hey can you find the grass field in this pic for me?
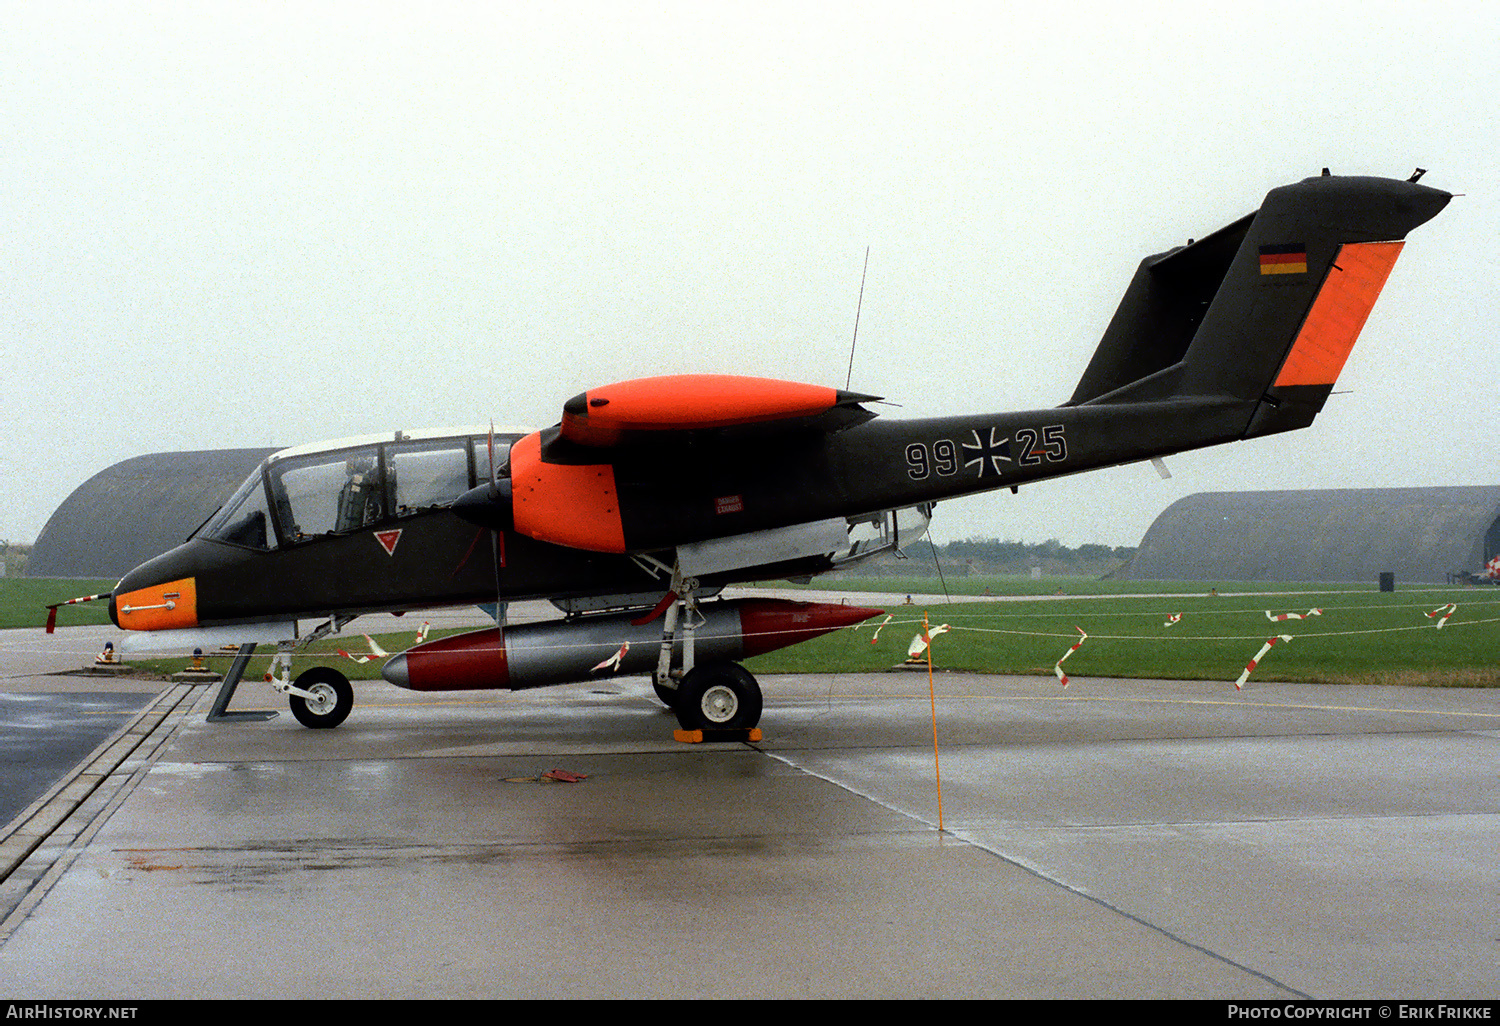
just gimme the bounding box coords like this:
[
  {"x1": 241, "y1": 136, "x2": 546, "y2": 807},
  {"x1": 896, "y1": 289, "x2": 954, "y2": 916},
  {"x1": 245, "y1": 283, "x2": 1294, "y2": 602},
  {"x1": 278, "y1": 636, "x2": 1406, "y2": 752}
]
[
  {"x1": 757, "y1": 572, "x2": 1402, "y2": 597},
  {"x1": 0, "y1": 578, "x2": 116, "y2": 629},
  {"x1": 740, "y1": 589, "x2": 1500, "y2": 687},
  {"x1": 12, "y1": 576, "x2": 1499, "y2": 687}
]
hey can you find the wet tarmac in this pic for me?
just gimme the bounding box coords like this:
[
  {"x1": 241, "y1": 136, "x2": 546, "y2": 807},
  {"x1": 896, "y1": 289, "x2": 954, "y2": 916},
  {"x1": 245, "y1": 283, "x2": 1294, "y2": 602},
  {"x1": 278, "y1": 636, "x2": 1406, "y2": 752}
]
[{"x1": 1, "y1": 622, "x2": 1497, "y2": 998}]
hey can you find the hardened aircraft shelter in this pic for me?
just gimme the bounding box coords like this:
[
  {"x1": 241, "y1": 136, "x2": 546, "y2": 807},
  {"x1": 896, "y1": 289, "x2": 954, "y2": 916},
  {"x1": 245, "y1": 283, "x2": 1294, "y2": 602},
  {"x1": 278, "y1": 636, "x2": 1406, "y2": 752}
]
[
  {"x1": 27, "y1": 448, "x2": 278, "y2": 579},
  {"x1": 1122, "y1": 486, "x2": 1500, "y2": 584}
]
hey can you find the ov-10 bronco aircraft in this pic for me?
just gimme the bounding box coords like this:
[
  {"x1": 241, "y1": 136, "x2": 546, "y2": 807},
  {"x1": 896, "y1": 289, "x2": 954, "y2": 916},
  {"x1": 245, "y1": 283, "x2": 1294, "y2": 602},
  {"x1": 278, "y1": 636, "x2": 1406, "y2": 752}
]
[{"x1": 82, "y1": 172, "x2": 1448, "y2": 732}]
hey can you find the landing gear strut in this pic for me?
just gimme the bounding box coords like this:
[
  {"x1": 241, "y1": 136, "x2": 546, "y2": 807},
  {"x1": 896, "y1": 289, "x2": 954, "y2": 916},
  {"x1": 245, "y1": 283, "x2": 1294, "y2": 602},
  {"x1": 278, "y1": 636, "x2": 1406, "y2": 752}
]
[
  {"x1": 651, "y1": 567, "x2": 764, "y2": 732},
  {"x1": 652, "y1": 679, "x2": 680, "y2": 709},
  {"x1": 265, "y1": 642, "x2": 354, "y2": 729}
]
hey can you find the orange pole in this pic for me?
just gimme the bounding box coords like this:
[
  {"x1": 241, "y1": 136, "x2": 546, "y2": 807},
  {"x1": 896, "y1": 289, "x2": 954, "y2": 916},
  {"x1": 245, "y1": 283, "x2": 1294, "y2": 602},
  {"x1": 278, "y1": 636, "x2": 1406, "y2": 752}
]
[{"x1": 924, "y1": 611, "x2": 943, "y2": 831}]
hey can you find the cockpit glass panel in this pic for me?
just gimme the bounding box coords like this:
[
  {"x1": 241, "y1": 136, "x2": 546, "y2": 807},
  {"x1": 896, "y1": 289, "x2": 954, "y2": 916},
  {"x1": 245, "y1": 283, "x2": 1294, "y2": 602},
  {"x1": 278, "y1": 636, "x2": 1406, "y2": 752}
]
[
  {"x1": 195, "y1": 470, "x2": 277, "y2": 550},
  {"x1": 269, "y1": 446, "x2": 385, "y2": 541},
  {"x1": 389, "y1": 442, "x2": 469, "y2": 515},
  {"x1": 203, "y1": 433, "x2": 521, "y2": 546},
  {"x1": 472, "y1": 434, "x2": 517, "y2": 484}
]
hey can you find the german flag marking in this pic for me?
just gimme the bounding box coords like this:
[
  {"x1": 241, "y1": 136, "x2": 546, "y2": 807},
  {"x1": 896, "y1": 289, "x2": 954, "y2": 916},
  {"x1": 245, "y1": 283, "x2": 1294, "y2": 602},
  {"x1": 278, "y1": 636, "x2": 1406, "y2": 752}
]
[{"x1": 1260, "y1": 243, "x2": 1308, "y2": 275}]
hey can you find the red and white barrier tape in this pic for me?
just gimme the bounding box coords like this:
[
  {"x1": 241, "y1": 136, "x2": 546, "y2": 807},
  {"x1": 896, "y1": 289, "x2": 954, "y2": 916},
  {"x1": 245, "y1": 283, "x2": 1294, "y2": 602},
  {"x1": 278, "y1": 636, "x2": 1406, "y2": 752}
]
[
  {"x1": 590, "y1": 641, "x2": 630, "y2": 674},
  {"x1": 337, "y1": 634, "x2": 392, "y2": 664},
  {"x1": 1266, "y1": 608, "x2": 1322, "y2": 622},
  {"x1": 1235, "y1": 634, "x2": 1292, "y2": 690},
  {"x1": 1424, "y1": 603, "x2": 1457, "y2": 629},
  {"x1": 339, "y1": 622, "x2": 433, "y2": 664},
  {"x1": 1054, "y1": 627, "x2": 1087, "y2": 687},
  {"x1": 907, "y1": 623, "x2": 951, "y2": 661}
]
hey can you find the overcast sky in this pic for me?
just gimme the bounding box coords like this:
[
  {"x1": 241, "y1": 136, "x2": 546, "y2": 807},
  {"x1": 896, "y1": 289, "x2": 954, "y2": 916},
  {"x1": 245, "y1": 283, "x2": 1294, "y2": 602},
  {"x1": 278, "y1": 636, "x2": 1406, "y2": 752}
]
[{"x1": 2, "y1": 1, "x2": 1495, "y2": 552}]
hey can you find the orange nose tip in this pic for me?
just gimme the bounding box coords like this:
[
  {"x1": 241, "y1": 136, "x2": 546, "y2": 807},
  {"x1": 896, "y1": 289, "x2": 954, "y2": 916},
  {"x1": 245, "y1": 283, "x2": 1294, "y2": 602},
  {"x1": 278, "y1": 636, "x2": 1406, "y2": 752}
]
[{"x1": 114, "y1": 577, "x2": 198, "y2": 631}]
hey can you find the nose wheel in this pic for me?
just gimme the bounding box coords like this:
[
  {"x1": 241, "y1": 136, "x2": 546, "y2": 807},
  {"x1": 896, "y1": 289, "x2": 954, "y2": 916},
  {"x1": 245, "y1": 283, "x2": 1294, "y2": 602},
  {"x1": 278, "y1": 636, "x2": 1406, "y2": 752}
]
[{"x1": 287, "y1": 667, "x2": 354, "y2": 729}]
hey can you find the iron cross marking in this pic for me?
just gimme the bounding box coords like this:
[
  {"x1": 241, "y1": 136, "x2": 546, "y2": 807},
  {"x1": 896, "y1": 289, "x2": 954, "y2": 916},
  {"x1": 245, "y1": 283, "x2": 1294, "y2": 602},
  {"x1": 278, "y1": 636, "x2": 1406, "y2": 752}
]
[{"x1": 962, "y1": 427, "x2": 1012, "y2": 478}]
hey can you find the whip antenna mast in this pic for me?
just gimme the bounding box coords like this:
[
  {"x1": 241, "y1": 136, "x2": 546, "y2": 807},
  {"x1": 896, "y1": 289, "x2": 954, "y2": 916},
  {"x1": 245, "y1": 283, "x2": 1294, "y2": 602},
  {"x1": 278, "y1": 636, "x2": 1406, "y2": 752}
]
[{"x1": 845, "y1": 246, "x2": 869, "y2": 389}]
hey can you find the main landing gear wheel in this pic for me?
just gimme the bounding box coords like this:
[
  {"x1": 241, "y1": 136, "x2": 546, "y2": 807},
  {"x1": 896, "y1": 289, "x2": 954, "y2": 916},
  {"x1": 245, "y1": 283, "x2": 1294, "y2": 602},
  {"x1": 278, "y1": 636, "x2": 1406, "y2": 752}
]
[
  {"x1": 653, "y1": 680, "x2": 679, "y2": 709},
  {"x1": 673, "y1": 662, "x2": 762, "y2": 731},
  {"x1": 289, "y1": 667, "x2": 354, "y2": 729}
]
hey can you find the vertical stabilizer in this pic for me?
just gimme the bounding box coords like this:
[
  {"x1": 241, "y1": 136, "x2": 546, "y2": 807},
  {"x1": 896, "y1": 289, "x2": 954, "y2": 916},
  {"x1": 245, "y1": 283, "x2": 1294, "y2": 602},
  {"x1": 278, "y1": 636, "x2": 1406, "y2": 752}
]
[{"x1": 1069, "y1": 174, "x2": 1450, "y2": 440}]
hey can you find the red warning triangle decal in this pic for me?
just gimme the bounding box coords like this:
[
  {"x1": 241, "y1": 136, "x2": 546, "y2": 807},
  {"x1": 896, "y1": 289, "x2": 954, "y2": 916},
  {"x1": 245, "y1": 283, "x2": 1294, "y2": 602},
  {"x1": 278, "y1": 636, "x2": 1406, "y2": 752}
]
[{"x1": 374, "y1": 529, "x2": 403, "y2": 556}]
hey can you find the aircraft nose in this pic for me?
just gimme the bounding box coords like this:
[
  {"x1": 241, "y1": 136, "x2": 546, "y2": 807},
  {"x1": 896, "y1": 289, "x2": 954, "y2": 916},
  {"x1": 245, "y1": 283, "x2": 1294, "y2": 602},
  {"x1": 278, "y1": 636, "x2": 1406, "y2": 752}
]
[
  {"x1": 113, "y1": 577, "x2": 199, "y2": 631},
  {"x1": 109, "y1": 538, "x2": 229, "y2": 632}
]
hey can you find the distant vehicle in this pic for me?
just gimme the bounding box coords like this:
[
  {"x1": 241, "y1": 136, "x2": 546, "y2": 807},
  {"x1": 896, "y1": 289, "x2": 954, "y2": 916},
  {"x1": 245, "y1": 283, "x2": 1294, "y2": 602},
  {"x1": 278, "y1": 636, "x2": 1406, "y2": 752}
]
[{"x1": 1450, "y1": 555, "x2": 1500, "y2": 586}]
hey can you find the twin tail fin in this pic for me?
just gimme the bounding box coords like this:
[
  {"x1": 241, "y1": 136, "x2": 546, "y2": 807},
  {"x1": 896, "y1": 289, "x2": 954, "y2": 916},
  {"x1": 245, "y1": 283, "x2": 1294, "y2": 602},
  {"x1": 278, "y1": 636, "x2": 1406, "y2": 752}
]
[{"x1": 1067, "y1": 173, "x2": 1450, "y2": 440}]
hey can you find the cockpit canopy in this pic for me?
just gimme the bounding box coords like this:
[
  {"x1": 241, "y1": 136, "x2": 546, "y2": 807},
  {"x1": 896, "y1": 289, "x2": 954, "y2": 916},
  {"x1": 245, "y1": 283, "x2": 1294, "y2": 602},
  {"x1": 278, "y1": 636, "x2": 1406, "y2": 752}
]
[{"x1": 195, "y1": 430, "x2": 524, "y2": 551}]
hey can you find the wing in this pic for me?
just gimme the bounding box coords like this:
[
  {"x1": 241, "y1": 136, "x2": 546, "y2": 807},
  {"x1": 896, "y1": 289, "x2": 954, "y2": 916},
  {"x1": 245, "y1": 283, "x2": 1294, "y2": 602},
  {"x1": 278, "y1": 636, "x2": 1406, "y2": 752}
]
[{"x1": 487, "y1": 375, "x2": 880, "y2": 553}]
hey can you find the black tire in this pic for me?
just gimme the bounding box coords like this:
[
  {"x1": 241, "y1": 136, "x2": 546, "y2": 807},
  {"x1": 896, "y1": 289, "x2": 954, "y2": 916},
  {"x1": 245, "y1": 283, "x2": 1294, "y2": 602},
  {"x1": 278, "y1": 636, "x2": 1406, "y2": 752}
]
[
  {"x1": 653, "y1": 679, "x2": 679, "y2": 709},
  {"x1": 289, "y1": 667, "x2": 354, "y2": 729},
  {"x1": 673, "y1": 662, "x2": 762, "y2": 731}
]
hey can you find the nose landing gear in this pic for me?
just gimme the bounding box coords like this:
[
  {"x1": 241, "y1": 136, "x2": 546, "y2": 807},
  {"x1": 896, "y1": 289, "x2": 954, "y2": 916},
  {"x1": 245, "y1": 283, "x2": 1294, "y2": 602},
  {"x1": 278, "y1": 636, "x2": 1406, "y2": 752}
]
[
  {"x1": 286, "y1": 666, "x2": 355, "y2": 729},
  {"x1": 263, "y1": 637, "x2": 356, "y2": 729}
]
